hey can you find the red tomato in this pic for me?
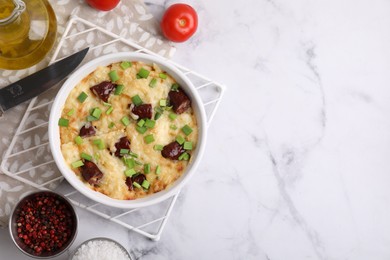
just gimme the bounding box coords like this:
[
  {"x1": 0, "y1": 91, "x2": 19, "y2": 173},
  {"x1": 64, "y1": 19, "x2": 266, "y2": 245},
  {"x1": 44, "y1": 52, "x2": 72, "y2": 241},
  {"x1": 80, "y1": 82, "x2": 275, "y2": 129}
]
[
  {"x1": 160, "y1": 4, "x2": 198, "y2": 42},
  {"x1": 85, "y1": 0, "x2": 120, "y2": 11}
]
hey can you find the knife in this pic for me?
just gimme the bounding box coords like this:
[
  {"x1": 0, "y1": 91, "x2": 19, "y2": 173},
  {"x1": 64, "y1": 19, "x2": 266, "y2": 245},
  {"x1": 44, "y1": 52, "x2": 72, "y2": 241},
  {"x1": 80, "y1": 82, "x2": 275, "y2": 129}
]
[{"x1": 0, "y1": 47, "x2": 89, "y2": 116}]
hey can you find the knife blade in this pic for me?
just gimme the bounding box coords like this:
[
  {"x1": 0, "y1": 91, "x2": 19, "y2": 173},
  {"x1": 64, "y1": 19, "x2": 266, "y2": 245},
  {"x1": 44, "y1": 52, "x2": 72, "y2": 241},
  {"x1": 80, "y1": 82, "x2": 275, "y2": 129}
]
[{"x1": 0, "y1": 47, "x2": 89, "y2": 114}]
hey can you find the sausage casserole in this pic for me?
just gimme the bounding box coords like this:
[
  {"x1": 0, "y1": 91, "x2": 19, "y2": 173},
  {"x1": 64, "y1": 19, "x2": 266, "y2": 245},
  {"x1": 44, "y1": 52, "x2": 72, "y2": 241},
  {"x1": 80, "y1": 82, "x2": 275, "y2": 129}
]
[{"x1": 58, "y1": 61, "x2": 198, "y2": 200}]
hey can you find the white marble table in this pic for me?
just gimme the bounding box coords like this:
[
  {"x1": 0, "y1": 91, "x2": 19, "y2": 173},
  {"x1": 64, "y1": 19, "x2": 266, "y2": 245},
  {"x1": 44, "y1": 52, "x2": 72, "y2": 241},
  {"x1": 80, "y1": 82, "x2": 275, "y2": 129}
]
[{"x1": 2, "y1": 0, "x2": 390, "y2": 259}]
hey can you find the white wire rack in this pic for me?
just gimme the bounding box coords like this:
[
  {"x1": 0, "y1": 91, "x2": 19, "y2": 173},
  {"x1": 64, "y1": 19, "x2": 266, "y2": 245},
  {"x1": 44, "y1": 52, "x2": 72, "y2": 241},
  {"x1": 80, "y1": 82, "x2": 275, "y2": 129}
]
[{"x1": 0, "y1": 15, "x2": 225, "y2": 241}]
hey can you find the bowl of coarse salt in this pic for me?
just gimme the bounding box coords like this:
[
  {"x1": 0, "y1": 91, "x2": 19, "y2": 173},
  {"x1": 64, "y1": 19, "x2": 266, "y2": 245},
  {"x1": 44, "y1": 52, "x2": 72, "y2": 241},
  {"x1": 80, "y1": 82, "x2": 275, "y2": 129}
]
[{"x1": 69, "y1": 237, "x2": 132, "y2": 260}]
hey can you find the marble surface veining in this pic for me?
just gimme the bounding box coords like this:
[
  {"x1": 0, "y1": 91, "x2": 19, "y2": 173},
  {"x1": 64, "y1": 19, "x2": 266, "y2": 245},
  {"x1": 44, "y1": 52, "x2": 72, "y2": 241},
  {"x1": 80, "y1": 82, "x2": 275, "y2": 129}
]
[{"x1": 1, "y1": 0, "x2": 390, "y2": 259}]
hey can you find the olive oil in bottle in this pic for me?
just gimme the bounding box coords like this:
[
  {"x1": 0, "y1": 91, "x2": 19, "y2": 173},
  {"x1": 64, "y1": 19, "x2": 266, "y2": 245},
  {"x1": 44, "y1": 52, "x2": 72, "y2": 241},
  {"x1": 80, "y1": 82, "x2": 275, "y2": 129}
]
[{"x1": 0, "y1": 0, "x2": 57, "y2": 70}]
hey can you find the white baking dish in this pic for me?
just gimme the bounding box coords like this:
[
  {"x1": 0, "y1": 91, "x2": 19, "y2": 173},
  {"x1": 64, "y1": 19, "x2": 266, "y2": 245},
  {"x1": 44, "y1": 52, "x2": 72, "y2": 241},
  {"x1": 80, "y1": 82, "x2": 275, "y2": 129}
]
[{"x1": 49, "y1": 52, "x2": 207, "y2": 208}]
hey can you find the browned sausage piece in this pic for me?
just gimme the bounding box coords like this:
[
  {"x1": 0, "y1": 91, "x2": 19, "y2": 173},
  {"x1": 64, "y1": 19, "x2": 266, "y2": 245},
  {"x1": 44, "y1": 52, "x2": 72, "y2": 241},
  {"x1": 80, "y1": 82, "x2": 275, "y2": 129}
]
[
  {"x1": 125, "y1": 174, "x2": 146, "y2": 191},
  {"x1": 114, "y1": 136, "x2": 131, "y2": 158},
  {"x1": 80, "y1": 161, "x2": 103, "y2": 185},
  {"x1": 125, "y1": 177, "x2": 133, "y2": 191},
  {"x1": 161, "y1": 141, "x2": 185, "y2": 160},
  {"x1": 132, "y1": 173, "x2": 146, "y2": 185},
  {"x1": 168, "y1": 88, "x2": 191, "y2": 114},
  {"x1": 132, "y1": 104, "x2": 152, "y2": 119},
  {"x1": 90, "y1": 81, "x2": 117, "y2": 102},
  {"x1": 79, "y1": 123, "x2": 96, "y2": 137}
]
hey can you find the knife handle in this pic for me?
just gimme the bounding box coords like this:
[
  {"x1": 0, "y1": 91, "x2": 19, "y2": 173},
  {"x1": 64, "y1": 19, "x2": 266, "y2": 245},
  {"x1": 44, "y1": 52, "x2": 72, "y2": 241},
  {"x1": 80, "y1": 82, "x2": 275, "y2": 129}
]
[{"x1": 0, "y1": 82, "x2": 29, "y2": 111}]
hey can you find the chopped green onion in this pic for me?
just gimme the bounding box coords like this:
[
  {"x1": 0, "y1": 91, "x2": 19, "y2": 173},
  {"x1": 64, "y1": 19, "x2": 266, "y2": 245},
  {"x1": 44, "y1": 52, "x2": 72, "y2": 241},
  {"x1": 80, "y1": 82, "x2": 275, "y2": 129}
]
[
  {"x1": 183, "y1": 153, "x2": 190, "y2": 160},
  {"x1": 144, "y1": 163, "x2": 151, "y2": 174},
  {"x1": 120, "y1": 149, "x2": 130, "y2": 155},
  {"x1": 154, "y1": 144, "x2": 164, "y2": 151},
  {"x1": 87, "y1": 115, "x2": 98, "y2": 122},
  {"x1": 109, "y1": 70, "x2": 119, "y2": 82},
  {"x1": 131, "y1": 95, "x2": 143, "y2": 106},
  {"x1": 77, "y1": 92, "x2": 88, "y2": 103},
  {"x1": 67, "y1": 109, "x2": 75, "y2": 116},
  {"x1": 169, "y1": 113, "x2": 177, "y2": 120},
  {"x1": 71, "y1": 160, "x2": 84, "y2": 168},
  {"x1": 159, "y1": 99, "x2": 167, "y2": 107},
  {"x1": 123, "y1": 157, "x2": 135, "y2": 168},
  {"x1": 144, "y1": 134, "x2": 155, "y2": 144},
  {"x1": 136, "y1": 74, "x2": 141, "y2": 79},
  {"x1": 114, "y1": 84, "x2": 124, "y2": 95},
  {"x1": 129, "y1": 152, "x2": 138, "y2": 158},
  {"x1": 137, "y1": 119, "x2": 145, "y2": 127},
  {"x1": 103, "y1": 102, "x2": 112, "y2": 107},
  {"x1": 136, "y1": 126, "x2": 147, "y2": 134},
  {"x1": 135, "y1": 160, "x2": 142, "y2": 166},
  {"x1": 94, "y1": 153, "x2": 100, "y2": 160},
  {"x1": 133, "y1": 182, "x2": 142, "y2": 189},
  {"x1": 81, "y1": 152, "x2": 93, "y2": 161},
  {"x1": 106, "y1": 106, "x2": 114, "y2": 115},
  {"x1": 159, "y1": 73, "x2": 167, "y2": 79},
  {"x1": 170, "y1": 124, "x2": 178, "y2": 130},
  {"x1": 93, "y1": 139, "x2": 105, "y2": 150},
  {"x1": 155, "y1": 165, "x2": 161, "y2": 174},
  {"x1": 121, "y1": 116, "x2": 131, "y2": 126},
  {"x1": 108, "y1": 122, "x2": 115, "y2": 129},
  {"x1": 144, "y1": 119, "x2": 155, "y2": 128},
  {"x1": 137, "y1": 68, "x2": 150, "y2": 79},
  {"x1": 149, "y1": 78, "x2": 157, "y2": 88},
  {"x1": 58, "y1": 118, "x2": 69, "y2": 127},
  {"x1": 120, "y1": 61, "x2": 132, "y2": 70},
  {"x1": 91, "y1": 108, "x2": 102, "y2": 119},
  {"x1": 125, "y1": 168, "x2": 136, "y2": 177},
  {"x1": 183, "y1": 141, "x2": 193, "y2": 150},
  {"x1": 176, "y1": 135, "x2": 185, "y2": 145},
  {"x1": 182, "y1": 125, "x2": 193, "y2": 136},
  {"x1": 179, "y1": 152, "x2": 190, "y2": 161},
  {"x1": 165, "y1": 106, "x2": 173, "y2": 111},
  {"x1": 154, "y1": 112, "x2": 162, "y2": 120},
  {"x1": 75, "y1": 136, "x2": 83, "y2": 145},
  {"x1": 171, "y1": 83, "x2": 179, "y2": 91},
  {"x1": 154, "y1": 106, "x2": 164, "y2": 114},
  {"x1": 141, "y1": 180, "x2": 150, "y2": 189}
]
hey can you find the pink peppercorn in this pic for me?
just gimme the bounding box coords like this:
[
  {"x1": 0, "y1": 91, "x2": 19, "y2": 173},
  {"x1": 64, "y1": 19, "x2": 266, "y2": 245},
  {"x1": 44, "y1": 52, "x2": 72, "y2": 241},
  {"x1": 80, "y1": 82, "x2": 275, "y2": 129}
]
[{"x1": 15, "y1": 193, "x2": 75, "y2": 256}]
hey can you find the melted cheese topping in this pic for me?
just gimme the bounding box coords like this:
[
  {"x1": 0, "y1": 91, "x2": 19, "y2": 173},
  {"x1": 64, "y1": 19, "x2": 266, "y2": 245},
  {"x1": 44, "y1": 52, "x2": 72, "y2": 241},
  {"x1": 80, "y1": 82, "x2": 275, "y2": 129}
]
[{"x1": 60, "y1": 62, "x2": 198, "y2": 200}]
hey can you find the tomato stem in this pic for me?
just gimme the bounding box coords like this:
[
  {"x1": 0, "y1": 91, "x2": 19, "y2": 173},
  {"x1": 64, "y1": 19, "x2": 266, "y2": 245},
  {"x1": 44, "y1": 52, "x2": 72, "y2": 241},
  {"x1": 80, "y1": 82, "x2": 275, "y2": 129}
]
[{"x1": 179, "y1": 19, "x2": 186, "y2": 27}]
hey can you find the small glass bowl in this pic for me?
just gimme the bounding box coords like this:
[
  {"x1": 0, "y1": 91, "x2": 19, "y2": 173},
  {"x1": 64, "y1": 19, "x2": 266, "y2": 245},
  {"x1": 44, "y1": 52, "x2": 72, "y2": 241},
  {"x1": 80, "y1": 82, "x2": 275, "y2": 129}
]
[
  {"x1": 9, "y1": 191, "x2": 78, "y2": 258},
  {"x1": 69, "y1": 237, "x2": 132, "y2": 260}
]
